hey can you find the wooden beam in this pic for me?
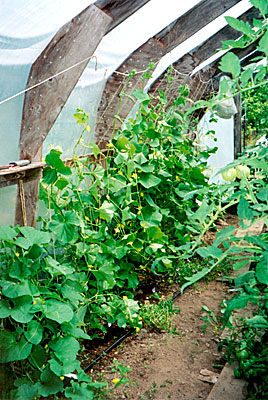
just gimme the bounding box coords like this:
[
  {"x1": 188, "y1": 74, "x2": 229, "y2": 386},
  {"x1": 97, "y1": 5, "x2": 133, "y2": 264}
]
[
  {"x1": 155, "y1": 0, "x2": 240, "y2": 53},
  {"x1": 95, "y1": 0, "x2": 241, "y2": 142},
  {"x1": 95, "y1": 0, "x2": 149, "y2": 32},
  {"x1": 15, "y1": 5, "x2": 112, "y2": 227}
]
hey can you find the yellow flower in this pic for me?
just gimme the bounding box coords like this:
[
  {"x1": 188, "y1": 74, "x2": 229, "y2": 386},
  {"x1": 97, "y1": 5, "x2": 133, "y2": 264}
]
[
  {"x1": 107, "y1": 143, "x2": 114, "y2": 148},
  {"x1": 15, "y1": 252, "x2": 20, "y2": 257},
  {"x1": 32, "y1": 301, "x2": 37, "y2": 305},
  {"x1": 118, "y1": 170, "x2": 123, "y2": 176},
  {"x1": 176, "y1": 176, "x2": 180, "y2": 181},
  {"x1": 60, "y1": 376, "x2": 65, "y2": 381},
  {"x1": 88, "y1": 265, "x2": 94, "y2": 269},
  {"x1": 120, "y1": 224, "x2": 125, "y2": 229},
  {"x1": 44, "y1": 344, "x2": 48, "y2": 349},
  {"x1": 140, "y1": 192, "x2": 144, "y2": 197},
  {"x1": 167, "y1": 136, "x2": 172, "y2": 140},
  {"x1": 137, "y1": 211, "x2": 141, "y2": 215},
  {"x1": 141, "y1": 223, "x2": 146, "y2": 228},
  {"x1": 85, "y1": 216, "x2": 90, "y2": 221},
  {"x1": 139, "y1": 140, "x2": 143, "y2": 143},
  {"x1": 114, "y1": 227, "x2": 120, "y2": 233},
  {"x1": 136, "y1": 327, "x2": 140, "y2": 333},
  {"x1": 112, "y1": 378, "x2": 120, "y2": 384},
  {"x1": 123, "y1": 296, "x2": 128, "y2": 300},
  {"x1": 132, "y1": 173, "x2": 138, "y2": 179},
  {"x1": 138, "y1": 169, "x2": 142, "y2": 173},
  {"x1": 138, "y1": 316, "x2": 142, "y2": 320}
]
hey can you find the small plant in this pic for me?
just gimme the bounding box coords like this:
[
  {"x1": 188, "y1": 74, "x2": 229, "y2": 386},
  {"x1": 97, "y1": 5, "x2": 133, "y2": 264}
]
[{"x1": 140, "y1": 299, "x2": 179, "y2": 333}]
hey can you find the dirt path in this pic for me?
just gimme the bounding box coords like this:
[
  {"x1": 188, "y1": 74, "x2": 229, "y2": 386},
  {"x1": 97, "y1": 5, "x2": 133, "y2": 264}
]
[{"x1": 87, "y1": 280, "x2": 230, "y2": 400}]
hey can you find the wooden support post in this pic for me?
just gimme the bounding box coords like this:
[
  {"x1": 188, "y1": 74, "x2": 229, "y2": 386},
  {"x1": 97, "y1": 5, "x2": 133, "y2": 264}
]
[
  {"x1": 15, "y1": 5, "x2": 112, "y2": 227},
  {"x1": 234, "y1": 93, "x2": 242, "y2": 159}
]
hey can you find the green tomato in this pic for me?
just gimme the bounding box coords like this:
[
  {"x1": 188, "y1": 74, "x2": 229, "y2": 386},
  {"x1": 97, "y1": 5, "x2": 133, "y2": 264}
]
[
  {"x1": 236, "y1": 349, "x2": 249, "y2": 360},
  {"x1": 236, "y1": 165, "x2": 250, "y2": 179},
  {"x1": 221, "y1": 168, "x2": 237, "y2": 182}
]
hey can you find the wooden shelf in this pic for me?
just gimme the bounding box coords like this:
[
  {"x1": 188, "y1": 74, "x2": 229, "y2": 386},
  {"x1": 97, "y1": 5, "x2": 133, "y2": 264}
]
[{"x1": 0, "y1": 162, "x2": 45, "y2": 189}]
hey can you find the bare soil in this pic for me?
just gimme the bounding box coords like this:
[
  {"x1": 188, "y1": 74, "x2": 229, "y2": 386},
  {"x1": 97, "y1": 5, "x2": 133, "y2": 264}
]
[{"x1": 84, "y1": 279, "x2": 231, "y2": 400}]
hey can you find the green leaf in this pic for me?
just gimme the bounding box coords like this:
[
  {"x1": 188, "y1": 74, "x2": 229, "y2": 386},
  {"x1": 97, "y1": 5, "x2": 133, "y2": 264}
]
[
  {"x1": 49, "y1": 358, "x2": 81, "y2": 377},
  {"x1": 0, "y1": 331, "x2": 32, "y2": 363},
  {"x1": 225, "y1": 16, "x2": 254, "y2": 37},
  {"x1": 36, "y1": 367, "x2": 63, "y2": 397},
  {"x1": 141, "y1": 206, "x2": 162, "y2": 228},
  {"x1": 92, "y1": 164, "x2": 105, "y2": 181},
  {"x1": 1, "y1": 280, "x2": 33, "y2": 298},
  {"x1": 256, "y1": 261, "x2": 268, "y2": 284},
  {"x1": 219, "y1": 52, "x2": 241, "y2": 78},
  {"x1": 246, "y1": 315, "x2": 268, "y2": 328},
  {"x1": 257, "y1": 187, "x2": 268, "y2": 202},
  {"x1": 99, "y1": 200, "x2": 116, "y2": 222},
  {"x1": 250, "y1": 0, "x2": 268, "y2": 16},
  {"x1": 65, "y1": 381, "x2": 95, "y2": 400},
  {"x1": 45, "y1": 148, "x2": 71, "y2": 175},
  {"x1": 213, "y1": 226, "x2": 235, "y2": 247},
  {"x1": 25, "y1": 320, "x2": 43, "y2": 345},
  {"x1": 45, "y1": 256, "x2": 74, "y2": 277},
  {"x1": 88, "y1": 142, "x2": 100, "y2": 158},
  {"x1": 237, "y1": 196, "x2": 253, "y2": 220},
  {"x1": 31, "y1": 345, "x2": 46, "y2": 369},
  {"x1": 42, "y1": 166, "x2": 58, "y2": 184},
  {"x1": 55, "y1": 177, "x2": 69, "y2": 190},
  {"x1": 11, "y1": 295, "x2": 34, "y2": 323},
  {"x1": 132, "y1": 89, "x2": 150, "y2": 103},
  {"x1": 138, "y1": 173, "x2": 161, "y2": 189},
  {"x1": 17, "y1": 226, "x2": 51, "y2": 247},
  {"x1": 50, "y1": 336, "x2": 80, "y2": 362},
  {"x1": 16, "y1": 383, "x2": 38, "y2": 400},
  {"x1": 197, "y1": 246, "x2": 223, "y2": 259},
  {"x1": 0, "y1": 300, "x2": 11, "y2": 318},
  {"x1": 0, "y1": 226, "x2": 17, "y2": 241},
  {"x1": 44, "y1": 300, "x2": 74, "y2": 323},
  {"x1": 49, "y1": 212, "x2": 80, "y2": 243},
  {"x1": 257, "y1": 30, "x2": 268, "y2": 57}
]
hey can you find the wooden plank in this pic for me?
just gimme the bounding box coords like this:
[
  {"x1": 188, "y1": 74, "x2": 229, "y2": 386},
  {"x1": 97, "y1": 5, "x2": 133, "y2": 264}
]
[
  {"x1": 15, "y1": 5, "x2": 112, "y2": 227},
  {"x1": 0, "y1": 166, "x2": 43, "y2": 189},
  {"x1": 234, "y1": 93, "x2": 242, "y2": 158},
  {"x1": 95, "y1": 0, "x2": 240, "y2": 142},
  {"x1": 95, "y1": 0, "x2": 149, "y2": 32}
]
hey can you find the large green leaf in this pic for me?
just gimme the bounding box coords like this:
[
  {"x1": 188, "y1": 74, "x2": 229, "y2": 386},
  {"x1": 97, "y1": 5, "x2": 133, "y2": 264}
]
[
  {"x1": 0, "y1": 331, "x2": 32, "y2": 363},
  {"x1": 250, "y1": 0, "x2": 268, "y2": 16},
  {"x1": 0, "y1": 226, "x2": 17, "y2": 241},
  {"x1": 99, "y1": 200, "x2": 116, "y2": 222},
  {"x1": 219, "y1": 52, "x2": 241, "y2": 78},
  {"x1": 0, "y1": 299, "x2": 11, "y2": 318},
  {"x1": 246, "y1": 315, "x2": 268, "y2": 328},
  {"x1": 15, "y1": 226, "x2": 51, "y2": 249},
  {"x1": 16, "y1": 383, "x2": 39, "y2": 400},
  {"x1": 213, "y1": 226, "x2": 235, "y2": 247},
  {"x1": 1, "y1": 279, "x2": 33, "y2": 298},
  {"x1": 36, "y1": 367, "x2": 63, "y2": 397},
  {"x1": 225, "y1": 16, "x2": 254, "y2": 37},
  {"x1": 197, "y1": 245, "x2": 223, "y2": 259},
  {"x1": 141, "y1": 206, "x2": 162, "y2": 228},
  {"x1": 256, "y1": 187, "x2": 268, "y2": 202},
  {"x1": 65, "y1": 381, "x2": 95, "y2": 400},
  {"x1": 11, "y1": 295, "x2": 34, "y2": 323},
  {"x1": 237, "y1": 196, "x2": 253, "y2": 220},
  {"x1": 45, "y1": 256, "x2": 74, "y2": 277},
  {"x1": 49, "y1": 211, "x2": 80, "y2": 243},
  {"x1": 25, "y1": 320, "x2": 43, "y2": 345},
  {"x1": 138, "y1": 173, "x2": 161, "y2": 189},
  {"x1": 45, "y1": 148, "x2": 72, "y2": 175},
  {"x1": 50, "y1": 336, "x2": 80, "y2": 362},
  {"x1": 44, "y1": 300, "x2": 74, "y2": 323},
  {"x1": 49, "y1": 358, "x2": 81, "y2": 376},
  {"x1": 256, "y1": 261, "x2": 268, "y2": 284}
]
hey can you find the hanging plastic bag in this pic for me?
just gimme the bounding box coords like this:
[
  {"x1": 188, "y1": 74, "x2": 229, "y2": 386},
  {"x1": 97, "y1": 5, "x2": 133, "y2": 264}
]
[{"x1": 214, "y1": 76, "x2": 237, "y2": 119}]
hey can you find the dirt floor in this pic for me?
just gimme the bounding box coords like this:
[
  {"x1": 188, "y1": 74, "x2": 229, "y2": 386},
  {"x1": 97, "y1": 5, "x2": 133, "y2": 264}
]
[{"x1": 83, "y1": 279, "x2": 231, "y2": 400}]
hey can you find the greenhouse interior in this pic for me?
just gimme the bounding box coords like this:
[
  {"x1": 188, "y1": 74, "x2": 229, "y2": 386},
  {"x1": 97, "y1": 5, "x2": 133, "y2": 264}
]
[{"x1": 0, "y1": 1, "x2": 268, "y2": 399}]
